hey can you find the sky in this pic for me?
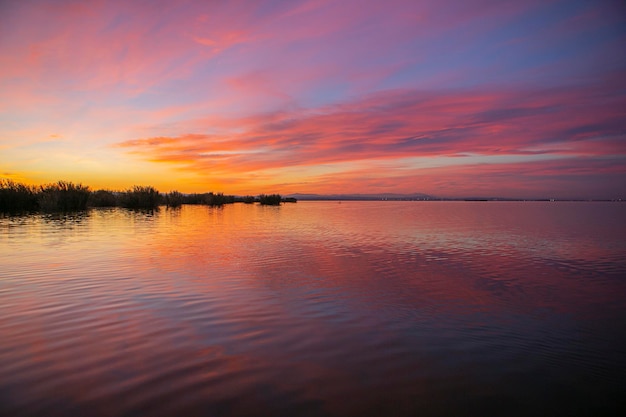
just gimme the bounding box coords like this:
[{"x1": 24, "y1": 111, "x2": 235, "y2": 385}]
[{"x1": 1, "y1": 0, "x2": 625, "y2": 199}]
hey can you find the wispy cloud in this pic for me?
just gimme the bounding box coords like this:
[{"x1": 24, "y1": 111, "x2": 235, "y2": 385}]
[
  {"x1": 121, "y1": 79, "x2": 626, "y2": 157},
  {"x1": 115, "y1": 79, "x2": 625, "y2": 196},
  {"x1": 1, "y1": 0, "x2": 624, "y2": 196}
]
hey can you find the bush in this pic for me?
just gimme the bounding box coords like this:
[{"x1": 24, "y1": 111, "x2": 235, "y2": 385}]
[
  {"x1": 183, "y1": 193, "x2": 205, "y2": 205},
  {"x1": 259, "y1": 194, "x2": 282, "y2": 205},
  {"x1": 38, "y1": 181, "x2": 90, "y2": 212},
  {"x1": 203, "y1": 192, "x2": 235, "y2": 206},
  {"x1": 0, "y1": 179, "x2": 38, "y2": 213},
  {"x1": 119, "y1": 185, "x2": 161, "y2": 209},
  {"x1": 0, "y1": 180, "x2": 290, "y2": 212},
  {"x1": 89, "y1": 189, "x2": 118, "y2": 207},
  {"x1": 165, "y1": 191, "x2": 185, "y2": 207},
  {"x1": 239, "y1": 195, "x2": 256, "y2": 204}
]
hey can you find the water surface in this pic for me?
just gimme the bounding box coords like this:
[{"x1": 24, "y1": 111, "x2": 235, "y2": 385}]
[{"x1": 1, "y1": 202, "x2": 625, "y2": 416}]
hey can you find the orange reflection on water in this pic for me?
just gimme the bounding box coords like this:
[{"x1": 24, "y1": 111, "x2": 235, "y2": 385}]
[{"x1": 1, "y1": 202, "x2": 625, "y2": 416}]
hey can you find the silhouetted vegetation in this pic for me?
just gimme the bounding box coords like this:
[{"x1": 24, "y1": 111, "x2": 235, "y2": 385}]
[
  {"x1": 0, "y1": 179, "x2": 38, "y2": 212},
  {"x1": 0, "y1": 179, "x2": 293, "y2": 213},
  {"x1": 204, "y1": 192, "x2": 235, "y2": 206},
  {"x1": 259, "y1": 194, "x2": 282, "y2": 205},
  {"x1": 237, "y1": 195, "x2": 256, "y2": 204},
  {"x1": 89, "y1": 189, "x2": 118, "y2": 207},
  {"x1": 169, "y1": 192, "x2": 235, "y2": 206},
  {"x1": 119, "y1": 186, "x2": 161, "y2": 209},
  {"x1": 38, "y1": 181, "x2": 91, "y2": 212},
  {"x1": 181, "y1": 193, "x2": 206, "y2": 205},
  {"x1": 164, "y1": 191, "x2": 185, "y2": 208}
]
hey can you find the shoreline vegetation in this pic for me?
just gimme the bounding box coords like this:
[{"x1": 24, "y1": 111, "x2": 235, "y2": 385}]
[
  {"x1": 0, "y1": 180, "x2": 294, "y2": 214},
  {"x1": 2, "y1": 180, "x2": 620, "y2": 214}
]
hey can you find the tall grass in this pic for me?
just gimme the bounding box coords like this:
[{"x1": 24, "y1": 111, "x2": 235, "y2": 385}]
[
  {"x1": 238, "y1": 195, "x2": 256, "y2": 204},
  {"x1": 174, "y1": 192, "x2": 235, "y2": 206},
  {"x1": 164, "y1": 191, "x2": 185, "y2": 208},
  {"x1": 119, "y1": 186, "x2": 161, "y2": 209},
  {"x1": 204, "y1": 192, "x2": 235, "y2": 206},
  {"x1": 1, "y1": 179, "x2": 291, "y2": 213},
  {"x1": 259, "y1": 194, "x2": 282, "y2": 205},
  {"x1": 0, "y1": 179, "x2": 38, "y2": 212},
  {"x1": 38, "y1": 181, "x2": 90, "y2": 212},
  {"x1": 88, "y1": 189, "x2": 118, "y2": 207}
]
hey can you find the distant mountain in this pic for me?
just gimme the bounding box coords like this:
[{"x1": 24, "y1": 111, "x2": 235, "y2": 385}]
[{"x1": 285, "y1": 193, "x2": 435, "y2": 201}]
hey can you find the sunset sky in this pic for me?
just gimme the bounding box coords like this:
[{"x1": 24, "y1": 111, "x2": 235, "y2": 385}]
[{"x1": 1, "y1": 0, "x2": 625, "y2": 198}]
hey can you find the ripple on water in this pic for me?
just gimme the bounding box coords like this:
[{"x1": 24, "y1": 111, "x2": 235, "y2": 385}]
[{"x1": 1, "y1": 203, "x2": 625, "y2": 416}]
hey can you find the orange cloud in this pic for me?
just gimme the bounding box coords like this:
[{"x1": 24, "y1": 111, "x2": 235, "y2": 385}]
[
  {"x1": 2, "y1": 0, "x2": 624, "y2": 197},
  {"x1": 114, "y1": 80, "x2": 625, "y2": 196}
]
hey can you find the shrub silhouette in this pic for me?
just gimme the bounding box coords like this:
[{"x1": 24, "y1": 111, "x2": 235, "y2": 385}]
[
  {"x1": 119, "y1": 186, "x2": 161, "y2": 209},
  {"x1": 1, "y1": 179, "x2": 289, "y2": 213},
  {"x1": 89, "y1": 189, "x2": 118, "y2": 207},
  {"x1": 0, "y1": 179, "x2": 38, "y2": 213},
  {"x1": 240, "y1": 195, "x2": 256, "y2": 204},
  {"x1": 38, "y1": 181, "x2": 90, "y2": 212},
  {"x1": 203, "y1": 192, "x2": 235, "y2": 206},
  {"x1": 259, "y1": 194, "x2": 282, "y2": 205},
  {"x1": 182, "y1": 193, "x2": 205, "y2": 205},
  {"x1": 165, "y1": 191, "x2": 185, "y2": 207}
]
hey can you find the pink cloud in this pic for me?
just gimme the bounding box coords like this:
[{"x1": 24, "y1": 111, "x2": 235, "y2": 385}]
[
  {"x1": 294, "y1": 157, "x2": 625, "y2": 198},
  {"x1": 115, "y1": 79, "x2": 625, "y2": 196},
  {"x1": 1, "y1": 0, "x2": 623, "y2": 197}
]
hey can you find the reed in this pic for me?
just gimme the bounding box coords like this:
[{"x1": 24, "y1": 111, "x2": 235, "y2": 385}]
[
  {"x1": 203, "y1": 192, "x2": 235, "y2": 206},
  {"x1": 119, "y1": 186, "x2": 161, "y2": 209},
  {"x1": 1, "y1": 179, "x2": 291, "y2": 213},
  {"x1": 38, "y1": 181, "x2": 90, "y2": 212},
  {"x1": 88, "y1": 189, "x2": 118, "y2": 207},
  {"x1": 238, "y1": 195, "x2": 257, "y2": 204},
  {"x1": 164, "y1": 191, "x2": 184, "y2": 207},
  {"x1": 258, "y1": 194, "x2": 282, "y2": 205},
  {"x1": 180, "y1": 193, "x2": 204, "y2": 205},
  {"x1": 0, "y1": 179, "x2": 38, "y2": 213}
]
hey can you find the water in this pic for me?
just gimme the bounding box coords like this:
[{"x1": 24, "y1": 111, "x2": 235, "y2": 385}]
[{"x1": 1, "y1": 201, "x2": 624, "y2": 416}]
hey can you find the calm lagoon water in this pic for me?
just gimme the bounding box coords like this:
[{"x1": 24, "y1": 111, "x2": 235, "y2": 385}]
[{"x1": 1, "y1": 201, "x2": 625, "y2": 416}]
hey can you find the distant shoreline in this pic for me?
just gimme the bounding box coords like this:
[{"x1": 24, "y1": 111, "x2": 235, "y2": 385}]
[
  {"x1": 1, "y1": 179, "x2": 621, "y2": 215},
  {"x1": 287, "y1": 196, "x2": 623, "y2": 202}
]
